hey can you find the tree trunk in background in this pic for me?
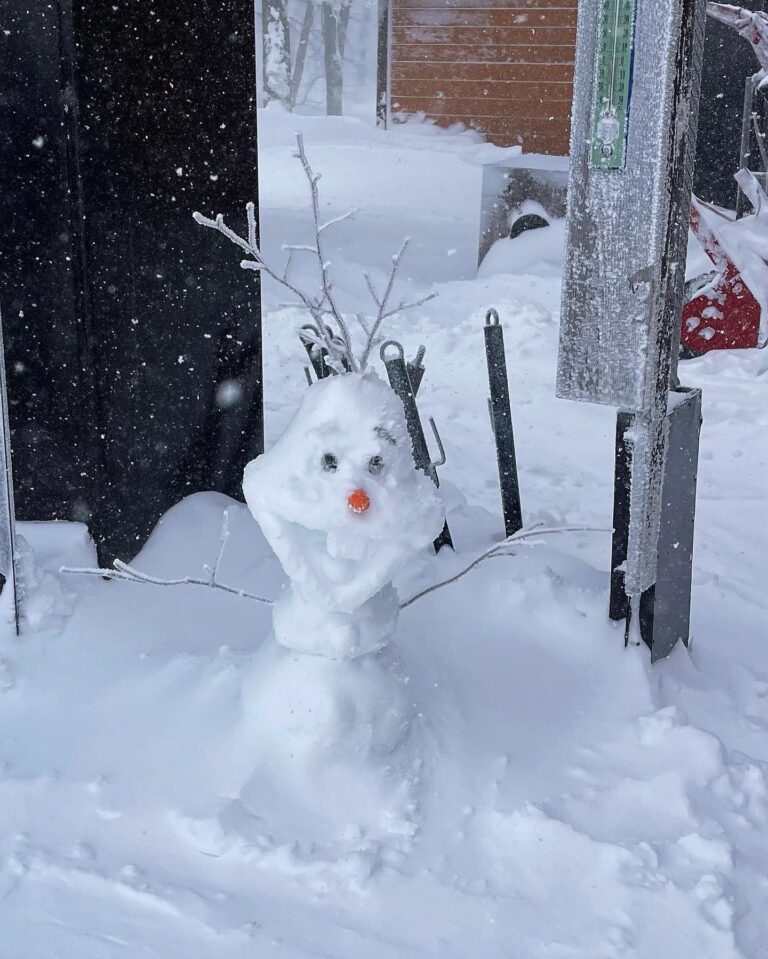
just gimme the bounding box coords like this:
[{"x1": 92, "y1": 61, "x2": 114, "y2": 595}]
[
  {"x1": 338, "y1": 1, "x2": 352, "y2": 61},
  {"x1": 262, "y1": 0, "x2": 292, "y2": 107},
  {"x1": 321, "y1": 2, "x2": 343, "y2": 115},
  {"x1": 291, "y1": 1, "x2": 315, "y2": 108}
]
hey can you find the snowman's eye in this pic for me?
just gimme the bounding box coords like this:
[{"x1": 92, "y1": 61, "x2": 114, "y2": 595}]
[
  {"x1": 368, "y1": 455, "x2": 384, "y2": 475},
  {"x1": 321, "y1": 452, "x2": 338, "y2": 472}
]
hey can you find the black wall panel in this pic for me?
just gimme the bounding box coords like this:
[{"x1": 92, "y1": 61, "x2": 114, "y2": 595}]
[
  {"x1": 695, "y1": 0, "x2": 767, "y2": 209},
  {"x1": 1, "y1": 0, "x2": 262, "y2": 561}
]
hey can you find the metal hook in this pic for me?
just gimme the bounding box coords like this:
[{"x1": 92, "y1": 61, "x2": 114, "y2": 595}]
[
  {"x1": 428, "y1": 417, "x2": 447, "y2": 468},
  {"x1": 485, "y1": 308, "x2": 500, "y2": 326},
  {"x1": 379, "y1": 339, "x2": 405, "y2": 363},
  {"x1": 299, "y1": 322, "x2": 320, "y2": 341}
]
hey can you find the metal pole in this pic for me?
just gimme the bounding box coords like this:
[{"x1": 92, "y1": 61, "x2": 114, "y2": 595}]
[{"x1": 483, "y1": 310, "x2": 523, "y2": 537}]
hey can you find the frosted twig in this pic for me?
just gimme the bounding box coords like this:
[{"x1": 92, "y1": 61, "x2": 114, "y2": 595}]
[
  {"x1": 203, "y1": 508, "x2": 230, "y2": 583},
  {"x1": 359, "y1": 240, "x2": 437, "y2": 370},
  {"x1": 293, "y1": 133, "x2": 359, "y2": 372},
  {"x1": 363, "y1": 272, "x2": 381, "y2": 307},
  {"x1": 61, "y1": 563, "x2": 273, "y2": 605},
  {"x1": 379, "y1": 291, "x2": 438, "y2": 322},
  {"x1": 318, "y1": 209, "x2": 358, "y2": 233},
  {"x1": 282, "y1": 244, "x2": 319, "y2": 254},
  {"x1": 399, "y1": 525, "x2": 609, "y2": 609},
  {"x1": 61, "y1": 511, "x2": 274, "y2": 606},
  {"x1": 195, "y1": 133, "x2": 436, "y2": 374}
]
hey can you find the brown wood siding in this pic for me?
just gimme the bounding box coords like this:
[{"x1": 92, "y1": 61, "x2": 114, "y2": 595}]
[{"x1": 390, "y1": 0, "x2": 578, "y2": 154}]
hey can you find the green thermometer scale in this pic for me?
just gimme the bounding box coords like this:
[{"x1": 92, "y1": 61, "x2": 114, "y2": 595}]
[{"x1": 591, "y1": 0, "x2": 637, "y2": 169}]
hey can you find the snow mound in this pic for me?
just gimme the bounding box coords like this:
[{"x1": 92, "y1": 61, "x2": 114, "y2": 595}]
[
  {"x1": 234, "y1": 640, "x2": 421, "y2": 873},
  {"x1": 479, "y1": 218, "x2": 566, "y2": 280},
  {"x1": 9, "y1": 534, "x2": 77, "y2": 634}
]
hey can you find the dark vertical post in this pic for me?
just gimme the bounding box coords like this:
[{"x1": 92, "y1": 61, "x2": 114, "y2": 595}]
[
  {"x1": 484, "y1": 310, "x2": 523, "y2": 537},
  {"x1": 609, "y1": 411, "x2": 633, "y2": 623},
  {"x1": 376, "y1": 0, "x2": 391, "y2": 127}
]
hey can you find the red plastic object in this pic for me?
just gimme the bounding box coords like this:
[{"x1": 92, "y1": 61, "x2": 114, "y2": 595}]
[{"x1": 681, "y1": 198, "x2": 762, "y2": 354}]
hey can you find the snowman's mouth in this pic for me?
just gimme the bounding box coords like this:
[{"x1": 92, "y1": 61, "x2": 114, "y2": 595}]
[{"x1": 326, "y1": 528, "x2": 370, "y2": 562}]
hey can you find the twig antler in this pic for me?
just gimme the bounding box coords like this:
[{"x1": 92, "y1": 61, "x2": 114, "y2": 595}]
[{"x1": 193, "y1": 133, "x2": 436, "y2": 373}]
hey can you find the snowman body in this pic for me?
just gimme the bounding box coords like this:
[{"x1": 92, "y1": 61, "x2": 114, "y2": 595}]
[
  {"x1": 237, "y1": 373, "x2": 444, "y2": 853},
  {"x1": 243, "y1": 372, "x2": 444, "y2": 659}
]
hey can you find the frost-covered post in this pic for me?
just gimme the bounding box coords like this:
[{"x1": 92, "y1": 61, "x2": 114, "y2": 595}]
[
  {"x1": 0, "y1": 308, "x2": 19, "y2": 633},
  {"x1": 557, "y1": 0, "x2": 707, "y2": 659}
]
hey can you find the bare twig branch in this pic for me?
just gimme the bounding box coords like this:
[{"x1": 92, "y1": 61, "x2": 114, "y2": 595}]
[
  {"x1": 62, "y1": 562, "x2": 273, "y2": 605},
  {"x1": 318, "y1": 209, "x2": 357, "y2": 233},
  {"x1": 380, "y1": 291, "x2": 438, "y2": 322},
  {"x1": 399, "y1": 525, "x2": 610, "y2": 609},
  {"x1": 360, "y1": 237, "x2": 436, "y2": 371},
  {"x1": 195, "y1": 135, "x2": 436, "y2": 374},
  {"x1": 363, "y1": 272, "x2": 381, "y2": 307},
  {"x1": 61, "y1": 511, "x2": 274, "y2": 606}
]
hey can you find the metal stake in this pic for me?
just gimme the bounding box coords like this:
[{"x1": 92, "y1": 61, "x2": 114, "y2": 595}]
[{"x1": 484, "y1": 309, "x2": 523, "y2": 537}]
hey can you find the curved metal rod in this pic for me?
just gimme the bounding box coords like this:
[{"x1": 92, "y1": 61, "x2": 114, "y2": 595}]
[
  {"x1": 428, "y1": 417, "x2": 446, "y2": 468},
  {"x1": 379, "y1": 339, "x2": 405, "y2": 362}
]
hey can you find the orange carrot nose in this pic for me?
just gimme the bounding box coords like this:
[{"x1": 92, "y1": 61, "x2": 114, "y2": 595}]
[{"x1": 347, "y1": 488, "x2": 371, "y2": 514}]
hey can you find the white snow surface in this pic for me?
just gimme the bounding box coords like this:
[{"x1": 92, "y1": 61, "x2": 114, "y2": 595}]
[{"x1": 1, "y1": 108, "x2": 767, "y2": 958}]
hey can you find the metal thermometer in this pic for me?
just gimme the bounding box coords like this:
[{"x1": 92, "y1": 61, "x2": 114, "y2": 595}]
[{"x1": 591, "y1": 0, "x2": 637, "y2": 169}]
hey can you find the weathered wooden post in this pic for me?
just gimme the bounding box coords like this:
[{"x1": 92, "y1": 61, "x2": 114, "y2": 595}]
[{"x1": 557, "y1": 0, "x2": 707, "y2": 660}]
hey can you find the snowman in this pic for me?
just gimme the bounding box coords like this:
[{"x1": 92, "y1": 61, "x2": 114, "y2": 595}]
[
  {"x1": 237, "y1": 371, "x2": 444, "y2": 855},
  {"x1": 242, "y1": 371, "x2": 444, "y2": 660}
]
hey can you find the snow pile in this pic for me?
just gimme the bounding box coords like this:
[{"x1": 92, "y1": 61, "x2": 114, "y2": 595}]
[
  {"x1": 237, "y1": 640, "x2": 421, "y2": 873},
  {"x1": 5, "y1": 532, "x2": 78, "y2": 633},
  {"x1": 479, "y1": 217, "x2": 567, "y2": 279}
]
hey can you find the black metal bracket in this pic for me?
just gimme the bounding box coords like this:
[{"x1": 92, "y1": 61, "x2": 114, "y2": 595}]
[
  {"x1": 610, "y1": 387, "x2": 703, "y2": 662},
  {"x1": 380, "y1": 340, "x2": 453, "y2": 552}
]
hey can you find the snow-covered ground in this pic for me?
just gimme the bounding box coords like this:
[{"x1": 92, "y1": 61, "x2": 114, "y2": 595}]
[{"x1": 1, "y1": 106, "x2": 767, "y2": 958}]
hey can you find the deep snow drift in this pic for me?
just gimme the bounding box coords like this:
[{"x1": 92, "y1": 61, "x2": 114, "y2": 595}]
[{"x1": 0, "y1": 108, "x2": 766, "y2": 958}]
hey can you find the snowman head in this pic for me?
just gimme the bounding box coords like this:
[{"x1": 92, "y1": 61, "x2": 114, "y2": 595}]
[{"x1": 243, "y1": 372, "x2": 444, "y2": 609}]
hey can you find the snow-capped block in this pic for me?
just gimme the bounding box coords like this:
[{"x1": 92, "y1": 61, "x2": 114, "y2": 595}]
[{"x1": 243, "y1": 372, "x2": 445, "y2": 659}]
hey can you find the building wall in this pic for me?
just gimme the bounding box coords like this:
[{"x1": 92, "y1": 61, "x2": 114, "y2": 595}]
[{"x1": 390, "y1": 0, "x2": 578, "y2": 155}]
